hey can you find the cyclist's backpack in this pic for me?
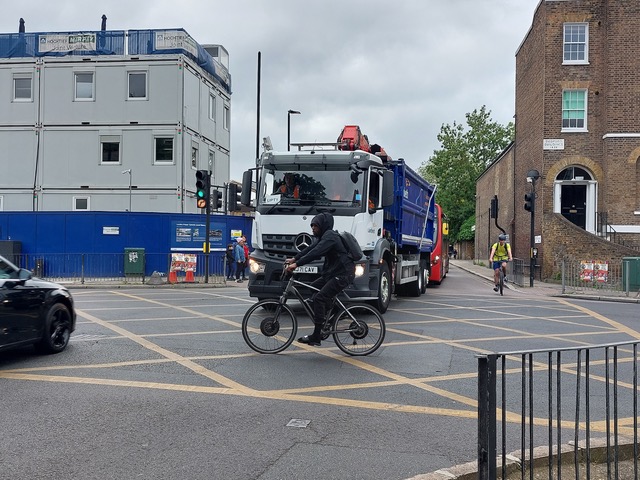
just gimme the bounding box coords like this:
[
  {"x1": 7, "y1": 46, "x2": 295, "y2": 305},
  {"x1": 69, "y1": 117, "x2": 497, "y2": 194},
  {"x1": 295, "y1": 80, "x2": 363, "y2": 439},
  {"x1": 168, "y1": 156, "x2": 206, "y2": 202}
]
[{"x1": 337, "y1": 231, "x2": 364, "y2": 262}]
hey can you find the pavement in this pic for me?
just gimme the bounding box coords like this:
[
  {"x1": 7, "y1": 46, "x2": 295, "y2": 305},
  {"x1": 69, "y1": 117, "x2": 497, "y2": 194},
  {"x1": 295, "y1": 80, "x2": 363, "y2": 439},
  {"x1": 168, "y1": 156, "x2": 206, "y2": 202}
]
[{"x1": 449, "y1": 259, "x2": 640, "y2": 304}]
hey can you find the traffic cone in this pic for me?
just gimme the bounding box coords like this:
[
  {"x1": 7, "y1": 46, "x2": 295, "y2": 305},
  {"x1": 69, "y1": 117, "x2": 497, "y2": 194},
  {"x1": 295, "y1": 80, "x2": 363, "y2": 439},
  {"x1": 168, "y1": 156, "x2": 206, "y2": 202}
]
[
  {"x1": 168, "y1": 271, "x2": 177, "y2": 284},
  {"x1": 185, "y1": 270, "x2": 195, "y2": 283}
]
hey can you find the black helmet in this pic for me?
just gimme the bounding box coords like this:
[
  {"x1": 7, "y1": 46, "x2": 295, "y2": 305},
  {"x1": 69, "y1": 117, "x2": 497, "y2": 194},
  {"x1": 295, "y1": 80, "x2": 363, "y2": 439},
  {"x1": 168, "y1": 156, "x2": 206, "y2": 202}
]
[{"x1": 498, "y1": 234, "x2": 507, "y2": 241}]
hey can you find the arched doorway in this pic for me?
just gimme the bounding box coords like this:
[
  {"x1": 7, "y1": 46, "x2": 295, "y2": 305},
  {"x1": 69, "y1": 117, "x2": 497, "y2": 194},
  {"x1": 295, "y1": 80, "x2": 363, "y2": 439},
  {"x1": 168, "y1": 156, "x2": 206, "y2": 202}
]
[{"x1": 553, "y1": 166, "x2": 597, "y2": 233}]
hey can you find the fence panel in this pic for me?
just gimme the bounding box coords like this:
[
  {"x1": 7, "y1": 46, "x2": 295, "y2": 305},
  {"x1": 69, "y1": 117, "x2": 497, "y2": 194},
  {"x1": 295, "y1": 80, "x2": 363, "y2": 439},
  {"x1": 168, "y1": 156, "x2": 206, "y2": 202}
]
[
  {"x1": 12, "y1": 253, "x2": 228, "y2": 285},
  {"x1": 478, "y1": 341, "x2": 639, "y2": 479},
  {"x1": 561, "y1": 259, "x2": 640, "y2": 298}
]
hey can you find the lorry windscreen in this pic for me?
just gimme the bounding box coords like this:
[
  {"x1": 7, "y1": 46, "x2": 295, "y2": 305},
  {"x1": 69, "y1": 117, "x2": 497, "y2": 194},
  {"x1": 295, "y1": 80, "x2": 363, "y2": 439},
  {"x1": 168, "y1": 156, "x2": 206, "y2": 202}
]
[{"x1": 257, "y1": 168, "x2": 366, "y2": 213}]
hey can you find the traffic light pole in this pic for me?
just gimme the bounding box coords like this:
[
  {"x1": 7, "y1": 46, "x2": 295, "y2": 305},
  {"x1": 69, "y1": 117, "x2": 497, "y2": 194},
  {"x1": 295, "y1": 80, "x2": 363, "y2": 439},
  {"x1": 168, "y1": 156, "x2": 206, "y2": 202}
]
[
  {"x1": 204, "y1": 173, "x2": 211, "y2": 284},
  {"x1": 529, "y1": 189, "x2": 535, "y2": 287},
  {"x1": 525, "y1": 170, "x2": 540, "y2": 288}
]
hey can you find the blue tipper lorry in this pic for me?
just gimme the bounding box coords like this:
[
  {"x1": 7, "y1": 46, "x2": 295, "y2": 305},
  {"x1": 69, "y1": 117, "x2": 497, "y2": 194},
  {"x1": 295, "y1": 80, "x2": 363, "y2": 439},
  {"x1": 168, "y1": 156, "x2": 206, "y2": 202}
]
[{"x1": 239, "y1": 125, "x2": 436, "y2": 313}]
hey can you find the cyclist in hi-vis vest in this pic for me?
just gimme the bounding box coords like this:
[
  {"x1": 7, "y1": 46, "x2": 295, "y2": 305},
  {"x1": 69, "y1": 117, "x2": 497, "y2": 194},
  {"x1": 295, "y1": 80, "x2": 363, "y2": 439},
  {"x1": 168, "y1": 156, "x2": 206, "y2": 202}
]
[
  {"x1": 489, "y1": 234, "x2": 513, "y2": 292},
  {"x1": 279, "y1": 173, "x2": 300, "y2": 199}
]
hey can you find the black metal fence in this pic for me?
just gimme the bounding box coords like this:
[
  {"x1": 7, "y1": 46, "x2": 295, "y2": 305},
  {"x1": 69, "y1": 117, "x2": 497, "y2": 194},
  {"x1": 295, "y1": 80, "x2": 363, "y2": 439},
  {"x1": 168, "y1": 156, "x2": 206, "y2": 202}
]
[
  {"x1": 478, "y1": 341, "x2": 639, "y2": 479},
  {"x1": 10, "y1": 253, "x2": 230, "y2": 285}
]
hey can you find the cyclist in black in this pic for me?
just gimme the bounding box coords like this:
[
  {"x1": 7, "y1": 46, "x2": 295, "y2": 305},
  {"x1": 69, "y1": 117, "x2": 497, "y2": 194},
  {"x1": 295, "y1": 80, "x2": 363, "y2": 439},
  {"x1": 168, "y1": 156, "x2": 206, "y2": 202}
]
[{"x1": 285, "y1": 212, "x2": 355, "y2": 346}]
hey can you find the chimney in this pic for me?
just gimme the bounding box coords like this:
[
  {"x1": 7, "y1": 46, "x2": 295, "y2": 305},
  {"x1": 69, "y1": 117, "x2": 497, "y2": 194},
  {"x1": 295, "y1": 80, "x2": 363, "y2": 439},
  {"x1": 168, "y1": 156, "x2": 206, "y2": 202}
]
[
  {"x1": 19, "y1": 18, "x2": 25, "y2": 33},
  {"x1": 101, "y1": 14, "x2": 107, "y2": 31}
]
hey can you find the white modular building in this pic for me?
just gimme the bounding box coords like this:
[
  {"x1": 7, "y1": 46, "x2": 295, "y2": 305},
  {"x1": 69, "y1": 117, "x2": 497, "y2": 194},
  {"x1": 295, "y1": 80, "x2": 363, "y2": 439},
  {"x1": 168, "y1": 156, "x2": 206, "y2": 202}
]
[{"x1": 0, "y1": 27, "x2": 231, "y2": 213}]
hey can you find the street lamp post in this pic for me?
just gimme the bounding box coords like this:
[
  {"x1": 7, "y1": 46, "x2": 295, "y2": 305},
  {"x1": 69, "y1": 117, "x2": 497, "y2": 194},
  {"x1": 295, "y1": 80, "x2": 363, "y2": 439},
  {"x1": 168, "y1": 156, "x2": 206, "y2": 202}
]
[
  {"x1": 287, "y1": 109, "x2": 301, "y2": 151},
  {"x1": 122, "y1": 169, "x2": 132, "y2": 212},
  {"x1": 526, "y1": 169, "x2": 540, "y2": 287}
]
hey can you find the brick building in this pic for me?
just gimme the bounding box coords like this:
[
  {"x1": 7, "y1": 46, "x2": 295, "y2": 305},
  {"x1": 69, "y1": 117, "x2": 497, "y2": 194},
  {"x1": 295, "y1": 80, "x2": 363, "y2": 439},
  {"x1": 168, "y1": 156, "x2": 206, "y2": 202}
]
[{"x1": 476, "y1": 0, "x2": 640, "y2": 280}]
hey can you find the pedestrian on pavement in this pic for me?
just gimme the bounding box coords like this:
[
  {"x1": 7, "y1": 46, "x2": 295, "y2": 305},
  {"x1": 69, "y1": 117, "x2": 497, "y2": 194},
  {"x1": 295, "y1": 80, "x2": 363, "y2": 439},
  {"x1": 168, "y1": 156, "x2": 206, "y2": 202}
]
[
  {"x1": 225, "y1": 243, "x2": 235, "y2": 279},
  {"x1": 234, "y1": 238, "x2": 246, "y2": 283},
  {"x1": 241, "y1": 235, "x2": 250, "y2": 280}
]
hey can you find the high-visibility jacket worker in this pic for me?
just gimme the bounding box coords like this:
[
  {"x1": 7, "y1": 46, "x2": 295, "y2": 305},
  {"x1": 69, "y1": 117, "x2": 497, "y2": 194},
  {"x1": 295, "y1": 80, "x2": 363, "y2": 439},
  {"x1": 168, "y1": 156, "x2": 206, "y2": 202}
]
[{"x1": 279, "y1": 173, "x2": 300, "y2": 199}]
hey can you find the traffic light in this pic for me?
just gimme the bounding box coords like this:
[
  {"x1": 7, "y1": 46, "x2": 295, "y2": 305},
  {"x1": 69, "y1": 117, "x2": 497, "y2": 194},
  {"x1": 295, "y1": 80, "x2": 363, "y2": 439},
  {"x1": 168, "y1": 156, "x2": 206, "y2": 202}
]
[
  {"x1": 213, "y1": 189, "x2": 223, "y2": 210},
  {"x1": 195, "y1": 170, "x2": 210, "y2": 209},
  {"x1": 228, "y1": 183, "x2": 242, "y2": 212},
  {"x1": 524, "y1": 192, "x2": 534, "y2": 213}
]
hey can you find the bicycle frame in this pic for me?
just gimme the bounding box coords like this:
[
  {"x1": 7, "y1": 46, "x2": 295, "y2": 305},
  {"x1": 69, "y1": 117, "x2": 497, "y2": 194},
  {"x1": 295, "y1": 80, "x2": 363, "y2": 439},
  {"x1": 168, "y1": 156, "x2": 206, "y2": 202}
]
[{"x1": 278, "y1": 273, "x2": 358, "y2": 331}]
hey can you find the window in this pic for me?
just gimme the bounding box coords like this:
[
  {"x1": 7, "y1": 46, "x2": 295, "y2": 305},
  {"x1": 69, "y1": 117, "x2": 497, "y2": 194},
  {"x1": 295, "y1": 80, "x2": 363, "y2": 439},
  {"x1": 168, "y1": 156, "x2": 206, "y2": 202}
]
[
  {"x1": 223, "y1": 105, "x2": 230, "y2": 131},
  {"x1": 100, "y1": 135, "x2": 121, "y2": 164},
  {"x1": 154, "y1": 137, "x2": 174, "y2": 163},
  {"x1": 128, "y1": 72, "x2": 147, "y2": 99},
  {"x1": 563, "y1": 23, "x2": 588, "y2": 64},
  {"x1": 0, "y1": 195, "x2": 3, "y2": 211},
  {"x1": 191, "y1": 142, "x2": 199, "y2": 169},
  {"x1": 73, "y1": 197, "x2": 90, "y2": 211},
  {"x1": 209, "y1": 93, "x2": 216, "y2": 120},
  {"x1": 74, "y1": 72, "x2": 94, "y2": 100},
  {"x1": 13, "y1": 74, "x2": 32, "y2": 101},
  {"x1": 562, "y1": 90, "x2": 587, "y2": 131}
]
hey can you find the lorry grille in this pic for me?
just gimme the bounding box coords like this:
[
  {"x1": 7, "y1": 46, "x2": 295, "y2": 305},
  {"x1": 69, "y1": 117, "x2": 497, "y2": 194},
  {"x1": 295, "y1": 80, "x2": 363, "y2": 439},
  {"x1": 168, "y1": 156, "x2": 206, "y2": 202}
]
[{"x1": 262, "y1": 234, "x2": 299, "y2": 258}]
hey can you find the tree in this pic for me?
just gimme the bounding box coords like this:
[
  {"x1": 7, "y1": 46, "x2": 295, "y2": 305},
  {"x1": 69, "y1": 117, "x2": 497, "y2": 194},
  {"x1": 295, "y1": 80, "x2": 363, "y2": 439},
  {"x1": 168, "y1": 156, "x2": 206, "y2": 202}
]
[{"x1": 419, "y1": 106, "x2": 513, "y2": 241}]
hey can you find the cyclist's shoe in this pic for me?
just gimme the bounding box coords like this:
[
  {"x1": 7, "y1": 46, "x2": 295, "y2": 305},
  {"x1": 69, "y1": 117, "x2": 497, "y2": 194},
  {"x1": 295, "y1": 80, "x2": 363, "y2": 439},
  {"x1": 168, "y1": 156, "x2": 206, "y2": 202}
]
[
  {"x1": 298, "y1": 335, "x2": 321, "y2": 346},
  {"x1": 493, "y1": 285, "x2": 499, "y2": 292}
]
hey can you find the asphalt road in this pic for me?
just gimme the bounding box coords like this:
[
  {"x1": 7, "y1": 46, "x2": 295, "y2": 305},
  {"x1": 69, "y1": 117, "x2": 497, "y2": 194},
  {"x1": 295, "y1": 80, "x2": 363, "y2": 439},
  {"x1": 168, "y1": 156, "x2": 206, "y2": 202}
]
[{"x1": 1, "y1": 266, "x2": 639, "y2": 480}]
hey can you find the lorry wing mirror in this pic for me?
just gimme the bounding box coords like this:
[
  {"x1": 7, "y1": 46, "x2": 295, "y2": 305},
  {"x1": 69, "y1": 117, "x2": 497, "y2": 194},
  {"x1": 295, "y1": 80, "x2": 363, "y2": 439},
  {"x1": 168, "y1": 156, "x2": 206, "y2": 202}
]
[
  {"x1": 241, "y1": 170, "x2": 253, "y2": 206},
  {"x1": 381, "y1": 170, "x2": 394, "y2": 207}
]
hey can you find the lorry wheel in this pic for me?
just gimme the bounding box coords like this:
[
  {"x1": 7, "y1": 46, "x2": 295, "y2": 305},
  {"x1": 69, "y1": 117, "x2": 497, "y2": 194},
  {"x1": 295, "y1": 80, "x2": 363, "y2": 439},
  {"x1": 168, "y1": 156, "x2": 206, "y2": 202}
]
[
  {"x1": 373, "y1": 263, "x2": 391, "y2": 313},
  {"x1": 407, "y1": 269, "x2": 422, "y2": 297},
  {"x1": 420, "y1": 260, "x2": 428, "y2": 294}
]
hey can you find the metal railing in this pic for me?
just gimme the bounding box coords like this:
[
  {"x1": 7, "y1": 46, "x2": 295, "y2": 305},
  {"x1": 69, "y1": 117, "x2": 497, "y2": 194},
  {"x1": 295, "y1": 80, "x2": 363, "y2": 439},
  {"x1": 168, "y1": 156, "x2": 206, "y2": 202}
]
[
  {"x1": 561, "y1": 259, "x2": 640, "y2": 298},
  {"x1": 478, "y1": 341, "x2": 639, "y2": 480},
  {"x1": 9, "y1": 253, "x2": 229, "y2": 285}
]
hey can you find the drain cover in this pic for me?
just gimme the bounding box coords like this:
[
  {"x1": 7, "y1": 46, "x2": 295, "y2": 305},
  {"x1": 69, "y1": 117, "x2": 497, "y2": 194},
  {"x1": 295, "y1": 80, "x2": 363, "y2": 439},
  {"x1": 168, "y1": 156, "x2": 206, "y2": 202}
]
[{"x1": 286, "y1": 419, "x2": 310, "y2": 428}]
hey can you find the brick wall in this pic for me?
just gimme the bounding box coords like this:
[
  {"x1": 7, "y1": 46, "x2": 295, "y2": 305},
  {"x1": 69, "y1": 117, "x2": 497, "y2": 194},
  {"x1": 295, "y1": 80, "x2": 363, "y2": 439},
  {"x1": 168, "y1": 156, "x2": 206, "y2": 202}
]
[
  {"x1": 543, "y1": 212, "x2": 638, "y2": 279},
  {"x1": 495, "y1": 0, "x2": 640, "y2": 278},
  {"x1": 476, "y1": 145, "x2": 515, "y2": 262}
]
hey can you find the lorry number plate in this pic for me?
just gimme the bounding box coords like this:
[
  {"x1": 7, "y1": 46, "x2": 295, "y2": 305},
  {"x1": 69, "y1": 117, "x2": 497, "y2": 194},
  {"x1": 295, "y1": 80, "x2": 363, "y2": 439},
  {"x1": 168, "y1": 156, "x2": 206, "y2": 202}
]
[{"x1": 294, "y1": 266, "x2": 318, "y2": 273}]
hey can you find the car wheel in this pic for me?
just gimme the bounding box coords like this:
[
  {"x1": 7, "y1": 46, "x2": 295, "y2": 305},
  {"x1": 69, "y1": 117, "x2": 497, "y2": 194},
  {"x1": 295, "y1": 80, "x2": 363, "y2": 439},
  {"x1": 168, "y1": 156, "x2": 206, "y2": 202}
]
[{"x1": 35, "y1": 303, "x2": 72, "y2": 354}]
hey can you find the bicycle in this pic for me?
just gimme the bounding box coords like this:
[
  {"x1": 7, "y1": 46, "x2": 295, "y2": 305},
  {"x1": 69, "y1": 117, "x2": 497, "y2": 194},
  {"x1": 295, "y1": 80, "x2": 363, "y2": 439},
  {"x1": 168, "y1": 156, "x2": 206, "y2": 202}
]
[
  {"x1": 241, "y1": 268, "x2": 386, "y2": 356},
  {"x1": 494, "y1": 260, "x2": 509, "y2": 296}
]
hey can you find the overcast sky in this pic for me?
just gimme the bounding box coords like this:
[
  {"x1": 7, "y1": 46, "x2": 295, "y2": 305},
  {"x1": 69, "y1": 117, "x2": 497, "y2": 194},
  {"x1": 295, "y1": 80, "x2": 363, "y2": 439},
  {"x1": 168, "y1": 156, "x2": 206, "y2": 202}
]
[{"x1": 2, "y1": 0, "x2": 538, "y2": 181}]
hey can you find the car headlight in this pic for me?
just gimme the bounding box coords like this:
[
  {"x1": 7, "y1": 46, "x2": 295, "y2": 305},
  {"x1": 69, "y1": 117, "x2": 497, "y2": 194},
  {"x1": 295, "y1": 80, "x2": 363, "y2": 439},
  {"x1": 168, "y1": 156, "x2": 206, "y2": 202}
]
[
  {"x1": 249, "y1": 258, "x2": 265, "y2": 274},
  {"x1": 354, "y1": 263, "x2": 365, "y2": 278}
]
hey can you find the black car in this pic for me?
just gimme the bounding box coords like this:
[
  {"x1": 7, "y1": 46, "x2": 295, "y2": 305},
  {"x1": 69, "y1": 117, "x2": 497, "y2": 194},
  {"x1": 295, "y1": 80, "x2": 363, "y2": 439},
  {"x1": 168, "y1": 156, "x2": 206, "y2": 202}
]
[{"x1": 0, "y1": 255, "x2": 76, "y2": 354}]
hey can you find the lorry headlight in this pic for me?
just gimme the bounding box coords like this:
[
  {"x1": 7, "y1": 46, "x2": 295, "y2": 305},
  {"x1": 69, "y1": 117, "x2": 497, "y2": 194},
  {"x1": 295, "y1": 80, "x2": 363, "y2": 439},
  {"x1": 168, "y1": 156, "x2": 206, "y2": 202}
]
[
  {"x1": 249, "y1": 259, "x2": 265, "y2": 274},
  {"x1": 354, "y1": 263, "x2": 365, "y2": 277}
]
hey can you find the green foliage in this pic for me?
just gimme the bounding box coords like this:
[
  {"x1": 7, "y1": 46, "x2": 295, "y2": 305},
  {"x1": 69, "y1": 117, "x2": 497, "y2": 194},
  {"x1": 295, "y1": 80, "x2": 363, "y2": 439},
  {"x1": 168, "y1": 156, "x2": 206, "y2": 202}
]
[
  {"x1": 419, "y1": 106, "x2": 514, "y2": 242},
  {"x1": 457, "y1": 214, "x2": 476, "y2": 241}
]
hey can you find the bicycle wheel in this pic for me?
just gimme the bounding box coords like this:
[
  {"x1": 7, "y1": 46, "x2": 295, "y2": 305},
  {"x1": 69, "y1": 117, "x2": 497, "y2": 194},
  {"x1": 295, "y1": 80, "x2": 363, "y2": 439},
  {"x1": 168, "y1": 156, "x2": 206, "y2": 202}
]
[
  {"x1": 242, "y1": 300, "x2": 297, "y2": 354},
  {"x1": 332, "y1": 303, "x2": 385, "y2": 356},
  {"x1": 499, "y1": 269, "x2": 504, "y2": 296}
]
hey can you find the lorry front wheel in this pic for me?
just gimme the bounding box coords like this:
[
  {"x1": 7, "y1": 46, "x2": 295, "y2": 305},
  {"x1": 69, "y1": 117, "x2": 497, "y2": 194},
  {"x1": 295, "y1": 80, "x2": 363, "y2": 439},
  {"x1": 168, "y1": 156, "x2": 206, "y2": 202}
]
[{"x1": 373, "y1": 263, "x2": 391, "y2": 313}]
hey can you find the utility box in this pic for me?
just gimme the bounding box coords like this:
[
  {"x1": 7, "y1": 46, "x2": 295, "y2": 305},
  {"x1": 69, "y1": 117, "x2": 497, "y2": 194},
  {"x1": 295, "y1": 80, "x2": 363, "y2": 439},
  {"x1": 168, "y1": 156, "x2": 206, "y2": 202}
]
[
  {"x1": 124, "y1": 248, "x2": 145, "y2": 275},
  {"x1": 622, "y1": 257, "x2": 640, "y2": 292}
]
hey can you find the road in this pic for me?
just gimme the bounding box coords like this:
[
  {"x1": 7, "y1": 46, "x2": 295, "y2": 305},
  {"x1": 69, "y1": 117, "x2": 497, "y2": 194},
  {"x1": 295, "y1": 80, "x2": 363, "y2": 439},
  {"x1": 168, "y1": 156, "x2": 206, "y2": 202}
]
[{"x1": 1, "y1": 265, "x2": 639, "y2": 480}]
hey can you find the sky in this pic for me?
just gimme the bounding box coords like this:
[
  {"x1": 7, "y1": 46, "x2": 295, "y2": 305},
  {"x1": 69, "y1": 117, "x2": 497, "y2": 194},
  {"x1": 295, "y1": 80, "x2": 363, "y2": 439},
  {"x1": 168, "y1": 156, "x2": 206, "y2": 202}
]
[{"x1": 1, "y1": 0, "x2": 538, "y2": 181}]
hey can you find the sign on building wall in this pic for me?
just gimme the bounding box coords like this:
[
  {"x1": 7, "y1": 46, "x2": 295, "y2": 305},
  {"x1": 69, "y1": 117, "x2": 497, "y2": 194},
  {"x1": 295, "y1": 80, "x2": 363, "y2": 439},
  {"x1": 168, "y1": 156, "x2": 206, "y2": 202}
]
[
  {"x1": 543, "y1": 139, "x2": 565, "y2": 150},
  {"x1": 155, "y1": 30, "x2": 198, "y2": 57},
  {"x1": 171, "y1": 221, "x2": 225, "y2": 251},
  {"x1": 39, "y1": 33, "x2": 97, "y2": 53}
]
